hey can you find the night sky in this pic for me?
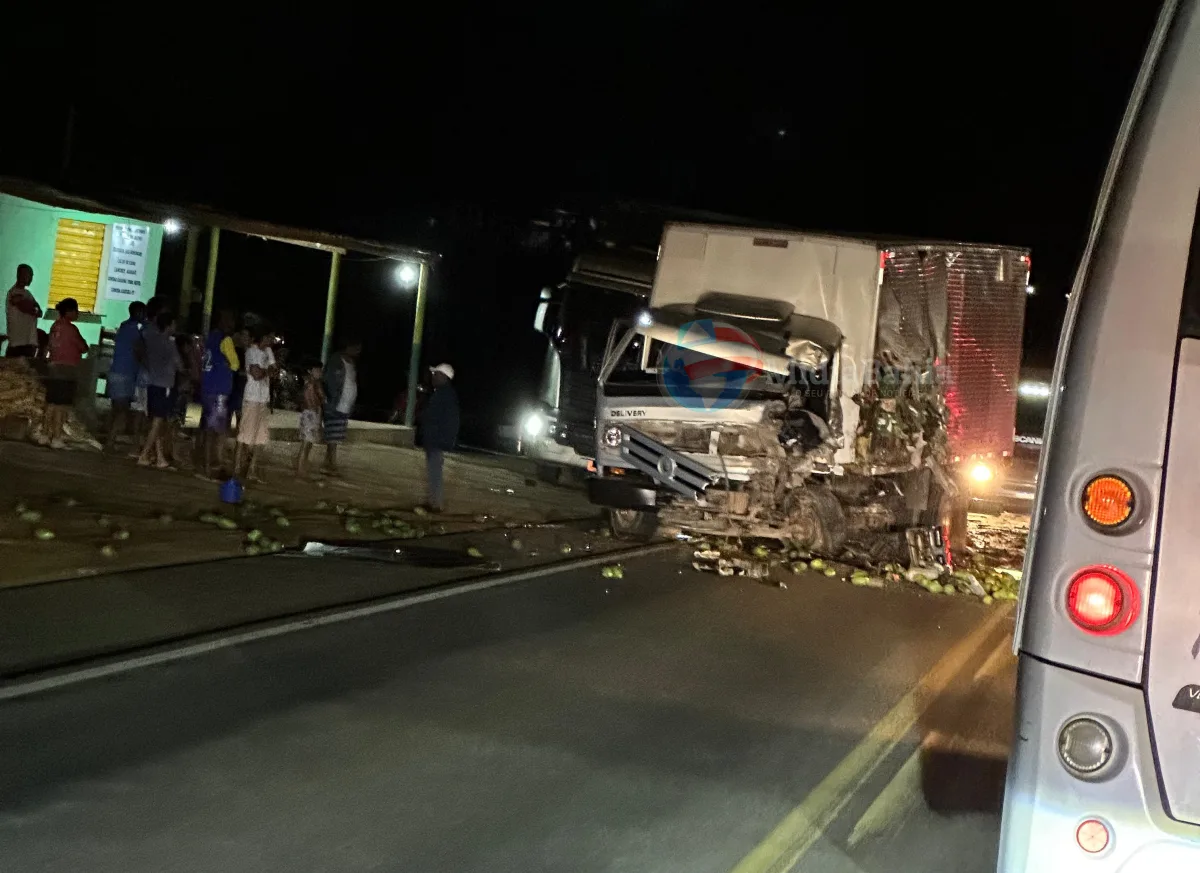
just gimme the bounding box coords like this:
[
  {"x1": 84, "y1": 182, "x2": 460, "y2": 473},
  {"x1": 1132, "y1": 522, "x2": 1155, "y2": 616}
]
[{"x1": 6, "y1": 4, "x2": 1162, "y2": 441}]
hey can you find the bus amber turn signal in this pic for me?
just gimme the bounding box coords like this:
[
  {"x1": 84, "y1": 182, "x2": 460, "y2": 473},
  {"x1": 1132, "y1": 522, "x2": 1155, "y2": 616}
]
[{"x1": 1082, "y1": 475, "x2": 1134, "y2": 528}]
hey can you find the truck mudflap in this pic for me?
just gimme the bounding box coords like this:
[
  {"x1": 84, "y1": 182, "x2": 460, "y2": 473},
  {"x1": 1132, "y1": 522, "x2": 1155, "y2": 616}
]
[{"x1": 610, "y1": 426, "x2": 716, "y2": 499}]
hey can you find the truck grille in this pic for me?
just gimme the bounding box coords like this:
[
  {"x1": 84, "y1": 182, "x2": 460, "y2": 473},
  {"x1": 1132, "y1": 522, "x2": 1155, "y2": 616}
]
[{"x1": 615, "y1": 427, "x2": 716, "y2": 499}]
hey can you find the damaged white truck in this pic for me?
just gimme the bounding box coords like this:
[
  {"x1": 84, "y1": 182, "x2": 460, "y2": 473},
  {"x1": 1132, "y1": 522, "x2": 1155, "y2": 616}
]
[{"x1": 586, "y1": 223, "x2": 1028, "y2": 566}]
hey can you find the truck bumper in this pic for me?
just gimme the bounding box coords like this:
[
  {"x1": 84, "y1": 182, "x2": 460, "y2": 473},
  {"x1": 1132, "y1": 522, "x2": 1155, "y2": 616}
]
[{"x1": 587, "y1": 477, "x2": 659, "y2": 510}]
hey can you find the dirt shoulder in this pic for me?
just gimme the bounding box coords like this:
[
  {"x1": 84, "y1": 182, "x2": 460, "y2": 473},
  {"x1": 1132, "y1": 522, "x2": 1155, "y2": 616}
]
[{"x1": 0, "y1": 440, "x2": 598, "y2": 589}]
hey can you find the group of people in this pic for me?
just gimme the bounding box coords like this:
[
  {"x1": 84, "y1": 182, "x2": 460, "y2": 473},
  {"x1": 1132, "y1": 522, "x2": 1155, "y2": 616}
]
[
  {"x1": 106, "y1": 300, "x2": 365, "y2": 483},
  {"x1": 4, "y1": 263, "x2": 461, "y2": 511},
  {"x1": 4, "y1": 263, "x2": 90, "y2": 448}
]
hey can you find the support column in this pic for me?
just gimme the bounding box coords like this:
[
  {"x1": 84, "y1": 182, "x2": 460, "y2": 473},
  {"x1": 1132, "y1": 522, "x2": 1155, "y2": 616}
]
[
  {"x1": 201, "y1": 227, "x2": 220, "y2": 336},
  {"x1": 179, "y1": 227, "x2": 199, "y2": 326},
  {"x1": 321, "y1": 250, "x2": 342, "y2": 364},
  {"x1": 403, "y1": 261, "x2": 430, "y2": 428}
]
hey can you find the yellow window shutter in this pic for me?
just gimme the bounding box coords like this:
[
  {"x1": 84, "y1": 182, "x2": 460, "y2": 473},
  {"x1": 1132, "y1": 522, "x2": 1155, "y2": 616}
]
[{"x1": 47, "y1": 219, "x2": 106, "y2": 312}]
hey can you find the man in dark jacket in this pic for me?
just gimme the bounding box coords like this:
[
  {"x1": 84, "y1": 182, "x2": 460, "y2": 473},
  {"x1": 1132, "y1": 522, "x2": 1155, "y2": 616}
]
[{"x1": 421, "y1": 363, "x2": 460, "y2": 512}]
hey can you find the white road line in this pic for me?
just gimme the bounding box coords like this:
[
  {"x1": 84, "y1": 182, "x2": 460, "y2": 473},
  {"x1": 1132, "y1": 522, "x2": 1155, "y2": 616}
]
[{"x1": 0, "y1": 541, "x2": 677, "y2": 702}]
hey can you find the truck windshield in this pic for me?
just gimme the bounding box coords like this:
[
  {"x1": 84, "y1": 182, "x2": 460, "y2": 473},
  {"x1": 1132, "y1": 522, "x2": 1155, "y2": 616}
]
[{"x1": 605, "y1": 334, "x2": 793, "y2": 397}]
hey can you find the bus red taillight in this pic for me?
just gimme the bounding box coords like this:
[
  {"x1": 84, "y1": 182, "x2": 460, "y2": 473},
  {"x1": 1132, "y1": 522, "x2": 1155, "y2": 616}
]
[{"x1": 1066, "y1": 566, "x2": 1139, "y2": 635}]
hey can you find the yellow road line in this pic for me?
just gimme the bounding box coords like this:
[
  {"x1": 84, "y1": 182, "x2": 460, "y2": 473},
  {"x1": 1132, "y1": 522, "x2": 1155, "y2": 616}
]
[
  {"x1": 973, "y1": 635, "x2": 1016, "y2": 683},
  {"x1": 845, "y1": 746, "x2": 922, "y2": 849},
  {"x1": 729, "y1": 604, "x2": 1013, "y2": 873}
]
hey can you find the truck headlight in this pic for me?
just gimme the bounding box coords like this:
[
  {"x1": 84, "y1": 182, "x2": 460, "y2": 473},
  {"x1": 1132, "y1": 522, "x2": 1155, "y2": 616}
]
[
  {"x1": 970, "y1": 462, "x2": 994, "y2": 483},
  {"x1": 603, "y1": 426, "x2": 622, "y2": 448},
  {"x1": 522, "y1": 412, "x2": 546, "y2": 438}
]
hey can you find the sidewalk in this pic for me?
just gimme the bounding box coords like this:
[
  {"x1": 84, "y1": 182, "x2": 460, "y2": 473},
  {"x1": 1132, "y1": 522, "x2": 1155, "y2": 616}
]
[
  {"x1": 0, "y1": 439, "x2": 598, "y2": 589},
  {"x1": 0, "y1": 522, "x2": 643, "y2": 679}
]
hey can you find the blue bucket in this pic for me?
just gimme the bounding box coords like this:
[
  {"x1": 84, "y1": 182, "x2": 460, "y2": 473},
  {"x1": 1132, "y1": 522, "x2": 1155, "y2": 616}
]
[{"x1": 219, "y1": 478, "x2": 244, "y2": 505}]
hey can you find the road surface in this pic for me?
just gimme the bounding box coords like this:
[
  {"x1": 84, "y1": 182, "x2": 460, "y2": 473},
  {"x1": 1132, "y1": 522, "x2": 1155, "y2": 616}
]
[{"x1": 0, "y1": 550, "x2": 1016, "y2": 873}]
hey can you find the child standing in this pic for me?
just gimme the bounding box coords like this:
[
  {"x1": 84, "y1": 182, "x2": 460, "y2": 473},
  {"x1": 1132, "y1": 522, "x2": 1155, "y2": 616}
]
[
  {"x1": 39, "y1": 298, "x2": 89, "y2": 449},
  {"x1": 234, "y1": 325, "x2": 276, "y2": 482},
  {"x1": 295, "y1": 359, "x2": 325, "y2": 478}
]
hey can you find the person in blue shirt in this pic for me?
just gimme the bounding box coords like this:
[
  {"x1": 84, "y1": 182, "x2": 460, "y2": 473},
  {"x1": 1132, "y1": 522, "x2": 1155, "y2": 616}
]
[
  {"x1": 420, "y1": 363, "x2": 460, "y2": 513},
  {"x1": 104, "y1": 301, "x2": 146, "y2": 454}
]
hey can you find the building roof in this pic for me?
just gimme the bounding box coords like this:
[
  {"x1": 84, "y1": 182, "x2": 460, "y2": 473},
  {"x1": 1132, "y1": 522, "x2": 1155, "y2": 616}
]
[{"x1": 0, "y1": 177, "x2": 438, "y2": 263}]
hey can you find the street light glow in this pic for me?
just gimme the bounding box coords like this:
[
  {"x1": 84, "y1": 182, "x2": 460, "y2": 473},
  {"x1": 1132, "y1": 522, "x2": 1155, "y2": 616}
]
[
  {"x1": 395, "y1": 262, "x2": 419, "y2": 288},
  {"x1": 163, "y1": 218, "x2": 183, "y2": 236},
  {"x1": 1019, "y1": 381, "x2": 1052, "y2": 399},
  {"x1": 1025, "y1": 284, "x2": 1035, "y2": 295}
]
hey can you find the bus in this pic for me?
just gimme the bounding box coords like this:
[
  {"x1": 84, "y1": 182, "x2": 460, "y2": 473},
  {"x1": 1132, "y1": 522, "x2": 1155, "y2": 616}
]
[{"x1": 997, "y1": 1, "x2": 1199, "y2": 869}]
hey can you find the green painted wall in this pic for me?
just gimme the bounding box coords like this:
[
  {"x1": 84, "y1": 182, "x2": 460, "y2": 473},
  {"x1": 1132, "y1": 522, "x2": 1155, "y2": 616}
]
[{"x1": 0, "y1": 193, "x2": 164, "y2": 348}]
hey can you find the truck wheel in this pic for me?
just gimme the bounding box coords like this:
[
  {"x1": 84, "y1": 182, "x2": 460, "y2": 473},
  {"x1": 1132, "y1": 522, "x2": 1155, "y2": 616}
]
[
  {"x1": 921, "y1": 484, "x2": 970, "y2": 559},
  {"x1": 789, "y1": 488, "x2": 846, "y2": 555},
  {"x1": 608, "y1": 508, "x2": 658, "y2": 541}
]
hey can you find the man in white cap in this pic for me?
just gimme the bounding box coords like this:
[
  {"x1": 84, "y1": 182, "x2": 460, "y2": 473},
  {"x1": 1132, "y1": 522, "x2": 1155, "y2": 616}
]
[{"x1": 420, "y1": 363, "x2": 459, "y2": 512}]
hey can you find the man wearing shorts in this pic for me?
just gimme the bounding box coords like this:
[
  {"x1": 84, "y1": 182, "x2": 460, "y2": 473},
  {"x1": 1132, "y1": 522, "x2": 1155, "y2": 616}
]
[
  {"x1": 321, "y1": 338, "x2": 361, "y2": 476},
  {"x1": 197, "y1": 310, "x2": 240, "y2": 479},
  {"x1": 234, "y1": 324, "x2": 275, "y2": 482},
  {"x1": 39, "y1": 298, "x2": 88, "y2": 449},
  {"x1": 105, "y1": 300, "x2": 146, "y2": 453},
  {"x1": 137, "y1": 309, "x2": 182, "y2": 469}
]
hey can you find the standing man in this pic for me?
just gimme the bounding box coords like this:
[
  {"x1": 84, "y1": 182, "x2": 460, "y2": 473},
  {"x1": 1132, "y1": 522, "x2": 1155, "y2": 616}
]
[
  {"x1": 5, "y1": 264, "x2": 41, "y2": 357},
  {"x1": 136, "y1": 308, "x2": 182, "y2": 469},
  {"x1": 105, "y1": 300, "x2": 146, "y2": 453},
  {"x1": 321, "y1": 338, "x2": 361, "y2": 477},
  {"x1": 420, "y1": 363, "x2": 459, "y2": 513},
  {"x1": 196, "y1": 309, "x2": 240, "y2": 479}
]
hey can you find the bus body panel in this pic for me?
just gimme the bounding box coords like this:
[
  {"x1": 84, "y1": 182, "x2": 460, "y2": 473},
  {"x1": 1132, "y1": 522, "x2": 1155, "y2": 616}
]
[
  {"x1": 1000, "y1": 656, "x2": 1199, "y2": 872},
  {"x1": 1149, "y1": 340, "x2": 1200, "y2": 824},
  {"x1": 1019, "y1": 0, "x2": 1200, "y2": 682},
  {"x1": 1001, "y1": 0, "x2": 1200, "y2": 867}
]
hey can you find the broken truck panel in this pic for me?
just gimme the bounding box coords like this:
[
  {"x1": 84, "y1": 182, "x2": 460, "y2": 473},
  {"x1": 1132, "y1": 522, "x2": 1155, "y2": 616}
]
[{"x1": 587, "y1": 222, "x2": 1029, "y2": 564}]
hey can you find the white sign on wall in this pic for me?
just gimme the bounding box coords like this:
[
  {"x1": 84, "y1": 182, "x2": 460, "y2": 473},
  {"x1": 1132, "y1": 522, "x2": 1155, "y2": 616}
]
[{"x1": 104, "y1": 223, "x2": 150, "y2": 301}]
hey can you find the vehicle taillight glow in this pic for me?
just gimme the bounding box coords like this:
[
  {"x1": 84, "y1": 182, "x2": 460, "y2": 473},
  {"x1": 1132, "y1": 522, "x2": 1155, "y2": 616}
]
[
  {"x1": 970, "y1": 462, "x2": 994, "y2": 483},
  {"x1": 1082, "y1": 475, "x2": 1134, "y2": 529},
  {"x1": 1066, "y1": 567, "x2": 1138, "y2": 635}
]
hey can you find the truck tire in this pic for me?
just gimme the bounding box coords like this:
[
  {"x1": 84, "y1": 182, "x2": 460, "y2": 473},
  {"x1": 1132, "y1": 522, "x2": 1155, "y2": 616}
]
[
  {"x1": 790, "y1": 488, "x2": 846, "y2": 555},
  {"x1": 608, "y1": 508, "x2": 658, "y2": 541},
  {"x1": 923, "y1": 487, "x2": 970, "y2": 558}
]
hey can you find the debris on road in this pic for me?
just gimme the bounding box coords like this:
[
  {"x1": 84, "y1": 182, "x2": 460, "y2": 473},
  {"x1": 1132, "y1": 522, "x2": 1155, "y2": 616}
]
[{"x1": 685, "y1": 511, "x2": 1030, "y2": 604}]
